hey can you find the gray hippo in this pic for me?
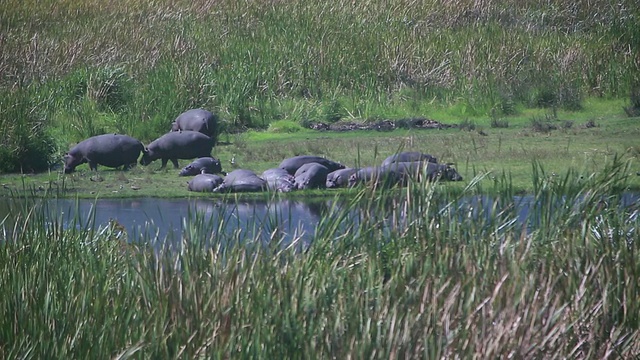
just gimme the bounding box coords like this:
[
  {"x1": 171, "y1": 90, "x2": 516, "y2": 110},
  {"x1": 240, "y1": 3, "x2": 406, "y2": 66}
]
[
  {"x1": 179, "y1": 157, "x2": 223, "y2": 176},
  {"x1": 381, "y1": 151, "x2": 438, "y2": 167},
  {"x1": 382, "y1": 161, "x2": 463, "y2": 183},
  {"x1": 187, "y1": 173, "x2": 224, "y2": 192},
  {"x1": 63, "y1": 134, "x2": 144, "y2": 174},
  {"x1": 213, "y1": 169, "x2": 267, "y2": 193},
  {"x1": 171, "y1": 108, "x2": 219, "y2": 143},
  {"x1": 140, "y1": 131, "x2": 213, "y2": 169},
  {"x1": 326, "y1": 168, "x2": 357, "y2": 188},
  {"x1": 348, "y1": 166, "x2": 401, "y2": 188},
  {"x1": 279, "y1": 155, "x2": 345, "y2": 175},
  {"x1": 294, "y1": 163, "x2": 330, "y2": 190},
  {"x1": 261, "y1": 168, "x2": 296, "y2": 192}
]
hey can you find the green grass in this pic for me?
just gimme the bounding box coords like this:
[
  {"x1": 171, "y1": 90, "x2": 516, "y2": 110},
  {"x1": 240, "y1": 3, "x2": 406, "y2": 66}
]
[
  {"x1": 1, "y1": 0, "x2": 639, "y2": 172},
  {"x1": 1, "y1": 160, "x2": 639, "y2": 358}
]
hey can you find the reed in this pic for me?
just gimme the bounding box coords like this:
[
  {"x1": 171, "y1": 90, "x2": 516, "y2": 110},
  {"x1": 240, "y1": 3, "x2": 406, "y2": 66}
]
[{"x1": 1, "y1": 160, "x2": 638, "y2": 358}]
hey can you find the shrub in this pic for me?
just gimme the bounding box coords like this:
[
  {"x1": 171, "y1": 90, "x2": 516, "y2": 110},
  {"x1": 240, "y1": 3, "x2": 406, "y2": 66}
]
[
  {"x1": 624, "y1": 82, "x2": 640, "y2": 117},
  {"x1": 530, "y1": 115, "x2": 558, "y2": 133},
  {"x1": 490, "y1": 118, "x2": 509, "y2": 128},
  {"x1": 458, "y1": 118, "x2": 476, "y2": 131},
  {"x1": 267, "y1": 120, "x2": 304, "y2": 133}
]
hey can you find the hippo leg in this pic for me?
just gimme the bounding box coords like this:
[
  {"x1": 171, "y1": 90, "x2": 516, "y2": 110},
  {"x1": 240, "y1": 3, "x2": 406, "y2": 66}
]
[
  {"x1": 159, "y1": 158, "x2": 169, "y2": 170},
  {"x1": 170, "y1": 158, "x2": 180, "y2": 169},
  {"x1": 88, "y1": 160, "x2": 98, "y2": 171}
]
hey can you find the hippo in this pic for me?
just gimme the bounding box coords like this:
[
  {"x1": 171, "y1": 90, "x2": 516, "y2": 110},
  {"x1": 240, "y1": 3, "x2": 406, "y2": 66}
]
[
  {"x1": 381, "y1": 151, "x2": 438, "y2": 167},
  {"x1": 171, "y1": 108, "x2": 219, "y2": 143},
  {"x1": 213, "y1": 169, "x2": 267, "y2": 193},
  {"x1": 279, "y1": 155, "x2": 345, "y2": 175},
  {"x1": 384, "y1": 161, "x2": 463, "y2": 183},
  {"x1": 294, "y1": 163, "x2": 330, "y2": 190},
  {"x1": 326, "y1": 168, "x2": 357, "y2": 188},
  {"x1": 140, "y1": 131, "x2": 214, "y2": 169},
  {"x1": 187, "y1": 173, "x2": 224, "y2": 192},
  {"x1": 348, "y1": 166, "x2": 401, "y2": 188},
  {"x1": 261, "y1": 168, "x2": 296, "y2": 193},
  {"x1": 63, "y1": 134, "x2": 144, "y2": 174},
  {"x1": 179, "y1": 157, "x2": 223, "y2": 176}
]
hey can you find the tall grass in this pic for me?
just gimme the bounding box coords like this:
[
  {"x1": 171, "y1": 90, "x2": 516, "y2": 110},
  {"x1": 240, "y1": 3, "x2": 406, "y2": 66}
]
[
  {"x1": 0, "y1": 0, "x2": 638, "y2": 170},
  {"x1": 1, "y1": 160, "x2": 639, "y2": 358}
]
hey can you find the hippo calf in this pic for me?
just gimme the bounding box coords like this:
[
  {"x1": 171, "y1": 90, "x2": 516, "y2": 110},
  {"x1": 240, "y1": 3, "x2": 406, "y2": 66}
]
[
  {"x1": 187, "y1": 173, "x2": 224, "y2": 192},
  {"x1": 140, "y1": 131, "x2": 214, "y2": 169},
  {"x1": 261, "y1": 168, "x2": 296, "y2": 192},
  {"x1": 179, "y1": 157, "x2": 223, "y2": 176},
  {"x1": 171, "y1": 108, "x2": 219, "y2": 143},
  {"x1": 64, "y1": 134, "x2": 144, "y2": 174},
  {"x1": 213, "y1": 169, "x2": 267, "y2": 193},
  {"x1": 279, "y1": 155, "x2": 345, "y2": 175},
  {"x1": 326, "y1": 168, "x2": 357, "y2": 188},
  {"x1": 381, "y1": 151, "x2": 438, "y2": 167},
  {"x1": 294, "y1": 163, "x2": 330, "y2": 190}
]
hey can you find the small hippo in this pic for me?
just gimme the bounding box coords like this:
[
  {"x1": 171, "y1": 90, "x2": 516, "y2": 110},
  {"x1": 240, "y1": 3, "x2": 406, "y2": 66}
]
[
  {"x1": 381, "y1": 151, "x2": 438, "y2": 167},
  {"x1": 261, "y1": 168, "x2": 296, "y2": 192},
  {"x1": 179, "y1": 157, "x2": 223, "y2": 176},
  {"x1": 140, "y1": 130, "x2": 214, "y2": 169},
  {"x1": 63, "y1": 134, "x2": 144, "y2": 174},
  {"x1": 187, "y1": 173, "x2": 224, "y2": 192},
  {"x1": 213, "y1": 169, "x2": 267, "y2": 193},
  {"x1": 279, "y1": 155, "x2": 345, "y2": 175},
  {"x1": 171, "y1": 108, "x2": 219, "y2": 143},
  {"x1": 348, "y1": 166, "x2": 400, "y2": 188},
  {"x1": 294, "y1": 163, "x2": 330, "y2": 190},
  {"x1": 326, "y1": 168, "x2": 357, "y2": 188}
]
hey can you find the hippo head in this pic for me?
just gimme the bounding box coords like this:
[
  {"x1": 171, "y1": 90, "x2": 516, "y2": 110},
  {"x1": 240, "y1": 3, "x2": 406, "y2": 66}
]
[
  {"x1": 179, "y1": 165, "x2": 197, "y2": 176},
  {"x1": 436, "y1": 164, "x2": 463, "y2": 182},
  {"x1": 63, "y1": 153, "x2": 84, "y2": 174},
  {"x1": 139, "y1": 148, "x2": 152, "y2": 166}
]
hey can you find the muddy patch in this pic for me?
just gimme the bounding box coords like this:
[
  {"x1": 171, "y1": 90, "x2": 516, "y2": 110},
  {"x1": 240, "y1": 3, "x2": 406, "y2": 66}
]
[{"x1": 308, "y1": 117, "x2": 454, "y2": 132}]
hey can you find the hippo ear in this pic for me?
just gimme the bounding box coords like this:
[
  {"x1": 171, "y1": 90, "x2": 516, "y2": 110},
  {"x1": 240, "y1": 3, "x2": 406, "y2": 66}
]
[
  {"x1": 445, "y1": 162, "x2": 456, "y2": 166},
  {"x1": 143, "y1": 147, "x2": 149, "y2": 154}
]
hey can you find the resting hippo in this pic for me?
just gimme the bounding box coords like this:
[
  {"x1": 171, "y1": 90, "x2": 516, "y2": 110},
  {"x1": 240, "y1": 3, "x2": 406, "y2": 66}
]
[
  {"x1": 187, "y1": 173, "x2": 224, "y2": 192},
  {"x1": 381, "y1": 151, "x2": 438, "y2": 167},
  {"x1": 63, "y1": 134, "x2": 144, "y2": 174},
  {"x1": 294, "y1": 163, "x2": 330, "y2": 190},
  {"x1": 348, "y1": 166, "x2": 400, "y2": 188},
  {"x1": 213, "y1": 169, "x2": 267, "y2": 193},
  {"x1": 179, "y1": 157, "x2": 223, "y2": 176},
  {"x1": 279, "y1": 155, "x2": 345, "y2": 175},
  {"x1": 140, "y1": 131, "x2": 214, "y2": 169},
  {"x1": 261, "y1": 168, "x2": 296, "y2": 192},
  {"x1": 326, "y1": 168, "x2": 357, "y2": 188},
  {"x1": 382, "y1": 161, "x2": 463, "y2": 183},
  {"x1": 171, "y1": 108, "x2": 219, "y2": 143}
]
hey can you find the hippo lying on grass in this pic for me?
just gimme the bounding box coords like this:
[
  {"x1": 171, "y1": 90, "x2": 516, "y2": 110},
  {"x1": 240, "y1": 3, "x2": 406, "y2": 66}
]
[
  {"x1": 326, "y1": 168, "x2": 357, "y2": 188},
  {"x1": 171, "y1": 108, "x2": 219, "y2": 142},
  {"x1": 349, "y1": 161, "x2": 463, "y2": 187},
  {"x1": 279, "y1": 155, "x2": 345, "y2": 175},
  {"x1": 294, "y1": 162, "x2": 330, "y2": 190},
  {"x1": 187, "y1": 173, "x2": 224, "y2": 192},
  {"x1": 140, "y1": 131, "x2": 214, "y2": 169},
  {"x1": 63, "y1": 134, "x2": 144, "y2": 174},
  {"x1": 381, "y1": 151, "x2": 438, "y2": 167},
  {"x1": 213, "y1": 169, "x2": 267, "y2": 193},
  {"x1": 261, "y1": 168, "x2": 296, "y2": 192},
  {"x1": 179, "y1": 157, "x2": 223, "y2": 176}
]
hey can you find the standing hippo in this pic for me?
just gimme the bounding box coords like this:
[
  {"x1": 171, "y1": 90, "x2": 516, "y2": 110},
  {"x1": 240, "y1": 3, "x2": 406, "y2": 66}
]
[
  {"x1": 261, "y1": 168, "x2": 296, "y2": 193},
  {"x1": 63, "y1": 134, "x2": 144, "y2": 174},
  {"x1": 187, "y1": 173, "x2": 224, "y2": 192},
  {"x1": 213, "y1": 169, "x2": 267, "y2": 193},
  {"x1": 140, "y1": 131, "x2": 214, "y2": 169},
  {"x1": 326, "y1": 168, "x2": 357, "y2": 188},
  {"x1": 294, "y1": 163, "x2": 330, "y2": 190},
  {"x1": 179, "y1": 157, "x2": 223, "y2": 176},
  {"x1": 279, "y1": 155, "x2": 345, "y2": 175},
  {"x1": 381, "y1": 151, "x2": 438, "y2": 167},
  {"x1": 171, "y1": 108, "x2": 219, "y2": 143},
  {"x1": 385, "y1": 161, "x2": 463, "y2": 183}
]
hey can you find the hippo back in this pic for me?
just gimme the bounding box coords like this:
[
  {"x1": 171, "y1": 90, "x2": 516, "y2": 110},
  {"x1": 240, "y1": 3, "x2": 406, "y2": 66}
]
[
  {"x1": 381, "y1": 152, "x2": 438, "y2": 167},
  {"x1": 64, "y1": 134, "x2": 144, "y2": 173},
  {"x1": 279, "y1": 155, "x2": 345, "y2": 175},
  {"x1": 172, "y1": 108, "x2": 219, "y2": 141},
  {"x1": 141, "y1": 131, "x2": 213, "y2": 165}
]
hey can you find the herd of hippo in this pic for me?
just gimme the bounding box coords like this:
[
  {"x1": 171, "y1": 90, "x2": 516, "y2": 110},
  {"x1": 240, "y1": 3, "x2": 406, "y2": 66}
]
[{"x1": 63, "y1": 108, "x2": 463, "y2": 193}]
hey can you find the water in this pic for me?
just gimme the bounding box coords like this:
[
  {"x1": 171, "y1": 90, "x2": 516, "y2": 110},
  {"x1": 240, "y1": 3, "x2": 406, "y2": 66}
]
[{"x1": 1, "y1": 192, "x2": 638, "y2": 247}]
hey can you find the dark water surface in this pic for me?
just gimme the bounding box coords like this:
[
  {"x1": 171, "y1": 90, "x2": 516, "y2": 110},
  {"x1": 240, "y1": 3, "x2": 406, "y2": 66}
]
[{"x1": 1, "y1": 192, "x2": 638, "y2": 246}]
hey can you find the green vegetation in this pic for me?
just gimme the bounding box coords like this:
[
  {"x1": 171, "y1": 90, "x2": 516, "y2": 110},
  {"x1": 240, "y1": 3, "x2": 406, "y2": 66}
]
[
  {"x1": 1, "y1": 0, "x2": 639, "y2": 173},
  {"x1": 1, "y1": 160, "x2": 639, "y2": 358}
]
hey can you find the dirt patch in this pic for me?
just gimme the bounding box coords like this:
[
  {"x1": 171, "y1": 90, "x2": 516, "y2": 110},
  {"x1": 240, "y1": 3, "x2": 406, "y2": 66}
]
[{"x1": 308, "y1": 117, "x2": 454, "y2": 132}]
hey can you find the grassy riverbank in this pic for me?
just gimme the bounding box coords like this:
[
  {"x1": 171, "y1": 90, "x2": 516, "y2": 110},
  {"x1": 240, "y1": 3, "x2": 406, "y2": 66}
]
[
  {"x1": 1, "y1": 0, "x2": 639, "y2": 173},
  {"x1": 1, "y1": 164, "x2": 639, "y2": 358}
]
